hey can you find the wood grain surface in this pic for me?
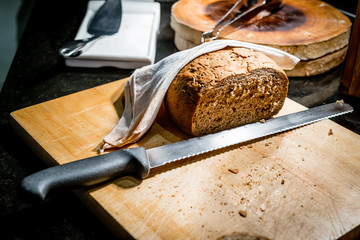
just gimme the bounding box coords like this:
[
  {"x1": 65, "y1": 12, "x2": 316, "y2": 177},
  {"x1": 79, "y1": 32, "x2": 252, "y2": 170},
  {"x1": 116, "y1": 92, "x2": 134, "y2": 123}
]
[
  {"x1": 10, "y1": 78, "x2": 360, "y2": 239},
  {"x1": 170, "y1": 0, "x2": 352, "y2": 77},
  {"x1": 171, "y1": 0, "x2": 351, "y2": 57}
]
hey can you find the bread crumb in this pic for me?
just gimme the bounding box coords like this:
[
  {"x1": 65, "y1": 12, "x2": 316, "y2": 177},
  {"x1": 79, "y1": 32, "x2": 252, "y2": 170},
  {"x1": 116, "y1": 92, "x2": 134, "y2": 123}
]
[
  {"x1": 228, "y1": 168, "x2": 239, "y2": 174},
  {"x1": 336, "y1": 99, "x2": 344, "y2": 104},
  {"x1": 260, "y1": 119, "x2": 266, "y2": 123},
  {"x1": 260, "y1": 204, "x2": 266, "y2": 212},
  {"x1": 240, "y1": 197, "x2": 247, "y2": 204},
  {"x1": 328, "y1": 129, "x2": 333, "y2": 135},
  {"x1": 239, "y1": 210, "x2": 247, "y2": 218}
]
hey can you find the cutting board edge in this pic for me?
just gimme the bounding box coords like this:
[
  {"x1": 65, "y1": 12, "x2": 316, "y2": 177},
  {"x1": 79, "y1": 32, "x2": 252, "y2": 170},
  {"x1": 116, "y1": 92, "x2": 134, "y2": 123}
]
[
  {"x1": 73, "y1": 189, "x2": 135, "y2": 240},
  {"x1": 9, "y1": 112, "x2": 58, "y2": 167},
  {"x1": 8, "y1": 79, "x2": 129, "y2": 166},
  {"x1": 340, "y1": 225, "x2": 360, "y2": 240}
]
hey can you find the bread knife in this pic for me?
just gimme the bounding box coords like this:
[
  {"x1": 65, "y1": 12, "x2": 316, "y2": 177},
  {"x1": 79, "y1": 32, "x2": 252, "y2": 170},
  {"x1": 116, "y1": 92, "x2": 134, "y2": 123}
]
[{"x1": 21, "y1": 102, "x2": 353, "y2": 200}]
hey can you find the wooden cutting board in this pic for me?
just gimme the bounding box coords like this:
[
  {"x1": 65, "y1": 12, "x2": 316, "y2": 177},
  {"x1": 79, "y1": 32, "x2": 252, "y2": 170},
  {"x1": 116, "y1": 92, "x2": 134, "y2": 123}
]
[{"x1": 10, "y1": 78, "x2": 360, "y2": 239}]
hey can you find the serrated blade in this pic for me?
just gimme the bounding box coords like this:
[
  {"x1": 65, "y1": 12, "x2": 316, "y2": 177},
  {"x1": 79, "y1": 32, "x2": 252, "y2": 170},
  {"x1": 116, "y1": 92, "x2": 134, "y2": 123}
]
[{"x1": 147, "y1": 102, "x2": 353, "y2": 168}]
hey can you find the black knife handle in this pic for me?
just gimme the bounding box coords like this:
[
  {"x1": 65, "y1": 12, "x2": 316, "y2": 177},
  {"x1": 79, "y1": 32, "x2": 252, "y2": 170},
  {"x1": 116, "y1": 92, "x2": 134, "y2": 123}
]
[{"x1": 21, "y1": 147, "x2": 150, "y2": 200}]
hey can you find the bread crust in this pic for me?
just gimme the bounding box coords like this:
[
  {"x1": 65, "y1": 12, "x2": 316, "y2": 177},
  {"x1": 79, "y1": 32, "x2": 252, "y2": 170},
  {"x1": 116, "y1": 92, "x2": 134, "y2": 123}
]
[{"x1": 165, "y1": 47, "x2": 288, "y2": 136}]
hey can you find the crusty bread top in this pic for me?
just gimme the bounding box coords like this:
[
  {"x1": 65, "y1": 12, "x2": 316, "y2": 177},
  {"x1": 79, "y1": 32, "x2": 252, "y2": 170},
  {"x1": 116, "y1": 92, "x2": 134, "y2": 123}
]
[{"x1": 177, "y1": 47, "x2": 286, "y2": 99}]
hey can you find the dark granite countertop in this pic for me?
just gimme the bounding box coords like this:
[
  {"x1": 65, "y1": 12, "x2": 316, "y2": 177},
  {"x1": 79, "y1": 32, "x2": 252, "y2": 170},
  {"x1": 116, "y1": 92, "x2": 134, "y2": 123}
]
[{"x1": 0, "y1": 0, "x2": 359, "y2": 239}]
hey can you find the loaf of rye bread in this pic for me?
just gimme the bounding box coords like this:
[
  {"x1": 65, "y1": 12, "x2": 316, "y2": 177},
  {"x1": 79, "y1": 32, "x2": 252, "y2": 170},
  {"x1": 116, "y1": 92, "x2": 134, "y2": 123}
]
[{"x1": 165, "y1": 47, "x2": 288, "y2": 136}]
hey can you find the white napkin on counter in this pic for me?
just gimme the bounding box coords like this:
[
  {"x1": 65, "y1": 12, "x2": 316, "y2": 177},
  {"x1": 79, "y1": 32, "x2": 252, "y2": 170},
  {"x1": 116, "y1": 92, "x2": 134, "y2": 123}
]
[{"x1": 101, "y1": 40, "x2": 300, "y2": 151}]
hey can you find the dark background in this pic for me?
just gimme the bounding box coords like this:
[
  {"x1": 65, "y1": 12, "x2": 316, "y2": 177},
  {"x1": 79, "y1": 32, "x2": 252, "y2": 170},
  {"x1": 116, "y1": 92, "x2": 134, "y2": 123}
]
[{"x1": 0, "y1": 0, "x2": 359, "y2": 239}]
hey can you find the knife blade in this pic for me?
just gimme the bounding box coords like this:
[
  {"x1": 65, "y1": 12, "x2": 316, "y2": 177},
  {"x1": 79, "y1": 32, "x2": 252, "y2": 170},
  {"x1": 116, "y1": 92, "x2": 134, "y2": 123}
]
[
  {"x1": 21, "y1": 102, "x2": 353, "y2": 200},
  {"x1": 59, "y1": 0, "x2": 122, "y2": 57}
]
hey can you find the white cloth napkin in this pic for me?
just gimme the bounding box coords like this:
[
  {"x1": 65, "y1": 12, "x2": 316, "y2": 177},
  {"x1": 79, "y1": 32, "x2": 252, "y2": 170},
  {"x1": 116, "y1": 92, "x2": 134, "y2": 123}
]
[{"x1": 101, "y1": 40, "x2": 300, "y2": 151}]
